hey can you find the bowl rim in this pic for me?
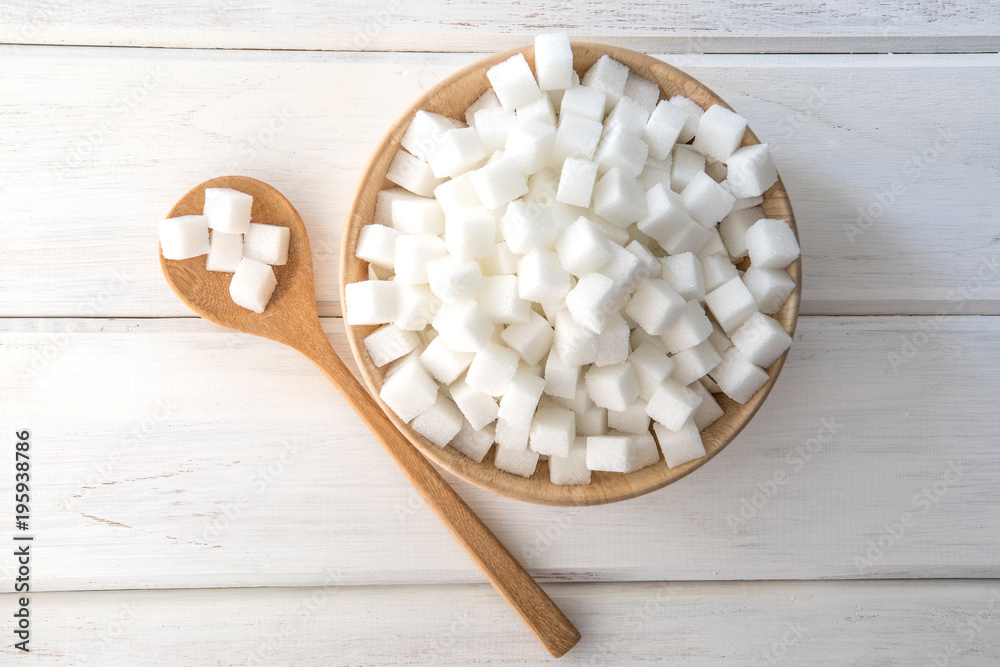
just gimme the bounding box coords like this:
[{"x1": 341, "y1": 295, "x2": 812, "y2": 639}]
[{"x1": 340, "y1": 41, "x2": 802, "y2": 506}]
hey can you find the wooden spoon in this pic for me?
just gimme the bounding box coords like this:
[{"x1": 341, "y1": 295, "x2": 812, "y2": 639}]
[{"x1": 159, "y1": 175, "x2": 581, "y2": 659}]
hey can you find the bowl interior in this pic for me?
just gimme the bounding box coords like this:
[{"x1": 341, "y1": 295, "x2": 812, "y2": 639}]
[{"x1": 341, "y1": 42, "x2": 801, "y2": 506}]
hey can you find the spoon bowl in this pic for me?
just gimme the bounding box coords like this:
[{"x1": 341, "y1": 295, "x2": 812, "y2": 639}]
[{"x1": 160, "y1": 176, "x2": 580, "y2": 658}]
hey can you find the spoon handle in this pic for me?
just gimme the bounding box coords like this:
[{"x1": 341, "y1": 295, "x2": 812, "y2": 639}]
[{"x1": 298, "y1": 332, "x2": 581, "y2": 658}]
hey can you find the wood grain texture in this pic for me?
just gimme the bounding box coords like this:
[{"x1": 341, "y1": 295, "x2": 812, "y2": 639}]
[
  {"x1": 161, "y1": 176, "x2": 579, "y2": 656},
  {"x1": 2, "y1": 315, "x2": 998, "y2": 591},
  {"x1": 0, "y1": 49, "x2": 997, "y2": 318},
  {"x1": 2, "y1": 580, "x2": 999, "y2": 665},
  {"x1": 0, "y1": 0, "x2": 996, "y2": 52},
  {"x1": 341, "y1": 42, "x2": 800, "y2": 506}
]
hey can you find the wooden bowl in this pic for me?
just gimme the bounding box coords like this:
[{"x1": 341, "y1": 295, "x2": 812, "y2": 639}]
[{"x1": 341, "y1": 42, "x2": 801, "y2": 506}]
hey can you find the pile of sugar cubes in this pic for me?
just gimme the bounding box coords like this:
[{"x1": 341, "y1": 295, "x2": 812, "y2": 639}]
[
  {"x1": 158, "y1": 188, "x2": 290, "y2": 313},
  {"x1": 346, "y1": 33, "x2": 799, "y2": 484}
]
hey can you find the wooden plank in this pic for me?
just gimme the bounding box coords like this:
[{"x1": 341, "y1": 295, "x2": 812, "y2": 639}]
[
  {"x1": 2, "y1": 580, "x2": 999, "y2": 664},
  {"x1": 1, "y1": 315, "x2": 998, "y2": 591},
  {"x1": 0, "y1": 49, "x2": 997, "y2": 317},
  {"x1": 0, "y1": 0, "x2": 996, "y2": 52}
]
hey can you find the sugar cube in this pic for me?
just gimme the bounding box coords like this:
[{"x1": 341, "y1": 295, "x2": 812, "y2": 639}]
[
  {"x1": 711, "y1": 347, "x2": 769, "y2": 404},
  {"x1": 443, "y1": 207, "x2": 495, "y2": 261},
  {"x1": 431, "y1": 300, "x2": 494, "y2": 352},
  {"x1": 364, "y1": 324, "x2": 419, "y2": 367},
  {"x1": 427, "y1": 127, "x2": 487, "y2": 178},
  {"x1": 636, "y1": 183, "x2": 696, "y2": 246},
  {"x1": 379, "y1": 356, "x2": 439, "y2": 423},
  {"x1": 644, "y1": 99, "x2": 688, "y2": 160},
  {"x1": 495, "y1": 369, "x2": 547, "y2": 450},
  {"x1": 159, "y1": 215, "x2": 210, "y2": 260},
  {"x1": 203, "y1": 188, "x2": 252, "y2": 234},
  {"x1": 671, "y1": 146, "x2": 706, "y2": 192},
  {"x1": 228, "y1": 257, "x2": 277, "y2": 314},
  {"x1": 420, "y1": 335, "x2": 474, "y2": 384},
  {"x1": 534, "y1": 33, "x2": 574, "y2": 90},
  {"x1": 529, "y1": 406, "x2": 576, "y2": 457},
  {"x1": 730, "y1": 311, "x2": 792, "y2": 367},
  {"x1": 626, "y1": 278, "x2": 685, "y2": 336},
  {"x1": 628, "y1": 342, "x2": 675, "y2": 400},
  {"x1": 356, "y1": 224, "x2": 400, "y2": 270},
  {"x1": 566, "y1": 273, "x2": 621, "y2": 334},
  {"x1": 660, "y1": 299, "x2": 713, "y2": 354},
  {"x1": 608, "y1": 399, "x2": 652, "y2": 435},
  {"x1": 681, "y1": 171, "x2": 736, "y2": 227},
  {"x1": 515, "y1": 95, "x2": 557, "y2": 127},
  {"x1": 645, "y1": 379, "x2": 702, "y2": 431},
  {"x1": 449, "y1": 380, "x2": 500, "y2": 431},
  {"x1": 471, "y1": 153, "x2": 529, "y2": 210},
  {"x1": 506, "y1": 119, "x2": 556, "y2": 175},
  {"x1": 692, "y1": 105, "x2": 747, "y2": 162},
  {"x1": 551, "y1": 113, "x2": 604, "y2": 165},
  {"x1": 466, "y1": 341, "x2": 521, "y2": 397},
  {"x1": 625, "y1": 240, "x2": 661, "y2": 281},
  {"x1": 465, "y1": 89, "x2": 500, "y2": 128},
  {"x1": 560, "y1": 85, "x2": 607, "y2": 122},
  {"x1": 604, "y1": 96, "x2": 650, "y2": 135},
  {"x1": 707, "y1": 320, "x2": 733, "y2": 357},
  {"x1": 395, "y1": 282, "x2": 440, "y2": 331},
  {"x1": 670, "y1": 339, "x2": 722, "y2": 385},
  {"x1": 473, "y1": 106, "x2": 519, "y2": 154},
  {"x1": 719, "y1": 206, "x2": 765, "y2": 260},
  {"x1": 701, "y1": 254, "x2": 741, "y2": 293},
  {"x1": 553, "y1": 310, "x2": 599, "y2": 366},
  {"x1": 427, "y1": 255, "x2": 483, "y2": 303},
  {"x1": 401, "y1": 110, "x2": 458, "y2": 162},
  {"x1": 654, "y1": 419, "x2": 706, "y2": 468},
  {"x1": 386, "y1": 149, "x2": 446, "y2": 197},
  {"x1": 660, "y1": 252, "x2": 705, "y2": 301},
  {"x1": 487, "y1": 53, "x2": 542, "y2": 111},
  {"x1": 586, "y1": 434, "x2": 633, "y2": 472},
  {"x1": 668, "y1": 95, "x2": 704, "y2": 143},
  {"x1": 623, "y1": 71, "x2": 660, "y2": 115},
  {"x1": 549, "y1": 438, "x2": 592, "y2": 485},
  {"x1": 493, "y1": 439, "x2": 541, "y2": 477},
  {"x1": 388, "y1": 190, "x2": 445, "y2": 236},
  {"x1": 479, "y1": 241, "x2": 521, "y2": 277},
  {"x1": 626, "y1": 433, "x2": 661, "y2": 472},
  {"x1": 706, "y1": 276, "x2": 759, "y2": 334},
  {"x1": 501, "y1": 311, "x2": 554, "y2": 365},
  {"x1": 582, "y1": 55, "x2": 629, "y2": 113},
  {"x1": 595, "y1": 313, "x2": 630, "y2": 366},
  {"x1": 205, "y1": 230, "x2": 242, "y2": 272},
  {"x1": 411, "y1": 395, "x2": 464, "y2": 447},
  {"x1": 593, "y1": 168, "x2": 646, "y2": 227},
  {"x1": 556, "y1": 216, "x2": 613, "y2": 277},
  {"x1": 599, "y1": 243, "x2": 645, "y2": 297},
  {"x1": 343, "y1": 279, "x2": 395, "y2": 325},
  {"x1": 451, "y1": 421, "x2": 496, "y2": 463},
  {"x1": 518, "y1": 248, "x2": 571, "y2": 304},
  {"x1": 543, "y1": 348, "x2": 582, "y2": 400},
  {"x1": 725, "y1": 143, "x2": 777, "y2": 198},
  {"x1": 688, "y1": 381, "x2": 725, "y2": 429},
  {"x1": 742, "y1": 266, "x2": 796, "y2": 314},
  {"x1": 479, "y1": 274, "x2": 531, "y2": 323},
  {"x1": 578, "y1": 404, "x2": 609, "y2": 436},
  {"x1": 243, "y1": 223, "x2": 290, "y2": 266},
  {"x1": 501, "y1": 199, "x2": 560, "y2": 254},
  {"x1": 556, "y1": 157, "x2": 600, "y2": 207},
  {"x1": 585, "y1": 362, "x2": 640, "y2": 412},
  {"x1": 394, "y1": 233, "x2": 447, "y2": 284},
  {"x1": 697, "y1": 228, "x2": 727, "y2": 259},
  {"x1": 594, "y1": 126, "x2": 649, "y2": 178},
  {"x1": 744, "y1": 218, "x2": 801, "y2": 269}
]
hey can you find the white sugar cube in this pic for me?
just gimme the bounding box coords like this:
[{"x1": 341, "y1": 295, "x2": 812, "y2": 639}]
[
  {"x1": 742, "y1": 266, "x2": 796, "y2": 314},
  {"x1": 479, "y1": 241, "x2": 520, "y2": 277},
  {"x1": 465, "y1": 89, "x2": 501, "y2": 128},
  {"x1": 553, "y1": 309, "x2": 599, "y2": 366},
  {"x1": 697, "y1": 228, "x2": 727, "y2": 259},
  {"x1": 638, "y1": 161, "x2": 672, "y2": 192},
  {"x1": 706, "y1": 159, "x2": 728, "y2": 183},
  {"x1": 427, "y1": 254, "x2": 483, "y2": 303},
  {"x1": 671, "y1": 339, "x2": 722, "y2": 385},
  {"x1": 549, "y1": 438, "x2": 592, "y2": 485},
  {"x1": 471, "y1": 153, "x2": 529, "y2": 209},
  {"x1": 586, "y1": 434, "x2": 632, "y2": 472},
  {"x1": 534, "y1": 32, "x2": 574, "y2": 90},
  {"x1": 411, "y1": 394, "x2": 464, "y2": 447},
  {"x1": 689, "y1": 381, "x2": 725, "y2": 429},
  {"x1": 551, "y1": 113, "x2": 604, "y2": 164},
  {"x1": 205, "y1": 230, "x2": 242, "y2": 272},
  {"x1": 395, "y1": 233, "x2": 447, "y2": 284},
  {"x1": 495, "y1": 368, "x2": 547, "y2": 451},
  {"x1": 660, "y1": 299, "x2": 713, "y2": 354},
  {"x1": 636, "y1": 184, "x2": 696, "y2": 245},
  {"x1": 466, "y1": 341, "x2": 520, "y2": 396},
  {"x1": 593, "y1": 214, "x2": 630, "y2": 246},
  {"x1": 243, "y1": 222, "x2": 290, "y2": 266},
  {"x1": 595, "y1": 313, "x2": 630, "y2": 366},
  {"x1": 603, "y1": 96, "x2": 651, "y2": 136},
  {"x1": 711, "y1": 347, "x2": 769, "y2": 404},
  {"x1": 494, "y1": 439, "x2": 541, "y2": 477},
  {"x1": 364, "y1": 324, "x2": 419, "y2": 367},
  {"x1": 701, "y1": 254, "x2": 741, "y2": 293},
  {"x1": 646, "y1": 378, "x2": 702, "y2": 431},
  {"x1": 159, "y1": 215, "x2": 210, "y2": 260},
  {"x1": 379, "y1": 356, "x2": 438, "y2": 423},
  {"x1": 529, "y1": 406, "x2": 576, "y2": 457},
  {"x1": 581, "y1": 55, "x2": 629, "y2": 113},
  {"x1": 203, "y1": 188, "x2": 252, "y2": 234},
  {"x1": 395, "y1": 282, "x2": 440, "y2": 331},
  {"x1": 623, "y1": 71, "x2": 660, "y2": 115},
  {"x1": 667, "y1": 95, "x2": 704, "y2": 143},
  {"x1": 479, "y1": 274, "x2": 531, "y2": 323},
  {"x1": 501, "y1": 199, "x2": 560, "y2": 254},
  {"x1": 487, "y1": 53, "x2": 543, "y2": 111},
  {"x1": 585, "y1": 362, "x2": 640, "y2": 412},
  {"x1": 229, "y1": 257, "x2": 277, "y2": 314},
  {"x1": 374, "y1": 187, "x2": 405, "y2": 226},
  {"x1": 420, "y1": 335, "x2": 474, "y2": 384},
  {"x1": 473, "y1": 106, "x2": 519, "y2": 154},
  {"x1": 719, "y1": 206, "x2": 765, "y2": 260},
  {"x1": 644, "y1": 100, "x2": 688, "y2": 160},
  {"x1": 671, "y1": 146, "x2": 706, "y2": 192},
  {"x1": 725, "y1": 144, "x2": 777, "y2": 198},
  {"x1": 401, "y1": 110, "x2": 458, "y2": 161},
  {"x1": 608, "y1": 399, "x2": 652, "y2": 435},
  {"x1": 625, "y1": 240, "x2": 660, "y2": 280},
  {"x1": 730, "y1": 311, "x2": 792, "y2": 367},
  {"x1": 599, "y1": 243, "x2": 645, "y2": 297},
  {"x1": 451, "y1": 421, "x2": 496, "y2": 463},
  {"x1": 556, "y1": 157, "x2": 600, "y2": 207},
  {"x1": 593, "y1": 168, "x2": 646, "y2": 227},
  {"x1": 554, "y1": 377, "x2": 594, "y2": 414},
  {"x1": 388, "y1": 190, "x2": 445, "y2": 235},
  {"x1": 515, "y1": 95, "x2": 557, "y2": 127},
  {"x1": 706, "y1": 276, "x2": 759, "y2": 334},
  {"x1": 555, "y1": 216, "x2": 612, "y2": 277},
  {"x1": 629, "y1": 342, "x2": 675, "y2": 401},
  {"x1": 631, "y1": 327, "x2": 667, "y2": 355},
  {"x1": 578, "y1": 404, "x2": 608, "y2": 436},
  {"x1": 625, "y1": 433, "x2": 660, "y2": 472},
  {"x1": 681, "y1": 171, "x2": 736, "y2": 227},
  {"x1": 344, "y1": 279, "x2": 395, "y2": 325},
  {"x1": 444, "y1": 207, "x2": 496, "y2": 260},
  {"x1": 560, "y1": 85, "x2": 607, "y2": 122},
  {"x1": 525, "y1": 167, "x2": 561, "y2": 204},
  {"x1": 745, "y1": 218, "x2": 801, "y2": 269},
  {"x1": 707, "y1": 320, "x2": 733, "y2": 357},
  {"x1": 654, "y1": 419, "x2": 706, "y2": 468},
  {"x1": 594, "y1": 126, "x2": 649, "y2": 178},
  {"x1": 566, "y1": 272, "x2": 621, "y2": 334},
  {"x1": 356, "y1": 224, "x2": 400, "y2": 270},
  {"x1": 386, "y1": 149, "x2": 446, "y2": 196},
  {"x1": 693, "y1": 105, "x2": 747, "y2": 162},
  {"x1": 543, "y1": 348, "x2": 582, "y2": 400},
  {"x1": 626, "y1": 278, "x2": 685, "y2": 336},
  {"x1": 661, "y1": 252, "x2": 705, "y2": 301},
  {"x1": 701, "y1": 374, "x2": 722, "y2": 394},
  {"x1": 506, "y1": 119, "x2": 556, "y2": 175},
  {"x1": 501, "y1": 311, "x2": 554, "y2": 365},
  {"x1": 427, "y1": 127, "x2": 487, "y2": 178},
  {"x1": 663, "y1": 219, "x2": 713, "y2": 256},
  {"x1": 431, "y1": 300, "x2": 493, "y2": 352},
  {"x1": 518, "y1": 248, "x2": 571, "y2": 304}
]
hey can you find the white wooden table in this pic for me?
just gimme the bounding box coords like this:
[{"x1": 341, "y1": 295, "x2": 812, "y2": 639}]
[{"x1": 2, "y1": 3, "x2": 999, "y2": 664}]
